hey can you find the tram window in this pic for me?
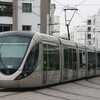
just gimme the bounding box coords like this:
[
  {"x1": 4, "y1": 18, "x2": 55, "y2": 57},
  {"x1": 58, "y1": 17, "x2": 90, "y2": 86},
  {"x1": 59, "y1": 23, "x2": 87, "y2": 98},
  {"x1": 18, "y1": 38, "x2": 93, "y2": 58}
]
[
  {"x1": 23, "y1": 45, "x2": 39, "y2": 73},
  {"x1": 69, "y1": 48, "x2": 73, "y2": 69},
  {"x1": 82, "y1": 52, "x2": 86, "y2": 68},
  {"x1": 79, "y1": 50, "x2": 86, "y2": 68},
  {"x1": 88, "y1": 52, "x2": 96, "y2": 70},
  {"x1": 43, "y1": 44, "x2": 48, "y2": 70},
  {"x1": 64, "y1": 48, "x2": 69, "y2": 68},
  {"x1": 73, "y1": 49, "x2": 77, "y2": 69},
  {"x1": 92, "y1": 53, "x2": 96, "y2": 69},
  {"x1": 79, "y1": 51, "x2": 82, "y2": 68},
  {"x1": 43, "y1": 44, "x2": 59, "y2": 70},
  {"x1": 97, "y1": 53, "x2": 100, "y2": 68},
  {"x1": 88, "y1": 52, "x2": 91, "y2": 71},
  {"x1": 73, "y1": 49, "x2": 76, "y2": 62}
]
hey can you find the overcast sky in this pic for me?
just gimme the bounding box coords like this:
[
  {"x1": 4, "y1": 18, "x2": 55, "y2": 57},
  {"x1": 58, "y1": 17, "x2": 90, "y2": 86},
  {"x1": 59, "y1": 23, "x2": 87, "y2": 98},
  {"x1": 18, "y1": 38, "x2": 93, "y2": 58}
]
[{"x1": 51, "y1": 0, "x2": 100, "y2": 36}]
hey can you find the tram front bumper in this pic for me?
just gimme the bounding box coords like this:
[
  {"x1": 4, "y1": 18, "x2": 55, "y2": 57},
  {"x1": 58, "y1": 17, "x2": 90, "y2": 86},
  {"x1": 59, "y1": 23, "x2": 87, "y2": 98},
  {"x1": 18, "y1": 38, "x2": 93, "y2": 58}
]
[{"x1": 0, "y1": 80, "x2": 20, "y2": 88}]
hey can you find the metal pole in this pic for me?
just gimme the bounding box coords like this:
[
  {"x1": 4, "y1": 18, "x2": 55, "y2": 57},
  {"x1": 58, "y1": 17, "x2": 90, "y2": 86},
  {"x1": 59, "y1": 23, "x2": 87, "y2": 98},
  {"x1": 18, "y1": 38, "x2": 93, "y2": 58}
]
[
  {"x1": 64, "y1": 7, "x2": 78, "y2": 40},
  {"x1": 66, "y1": 24, "x2": 70, "y2": 40}
]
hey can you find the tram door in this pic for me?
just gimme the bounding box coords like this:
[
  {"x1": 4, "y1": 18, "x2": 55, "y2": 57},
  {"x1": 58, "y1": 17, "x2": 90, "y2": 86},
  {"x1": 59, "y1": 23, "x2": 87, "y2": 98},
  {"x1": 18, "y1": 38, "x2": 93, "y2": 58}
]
[
  {"x1": 63, "y1": 47, "x2": 77, "y2": 81},
  {"x1": 87, "y1": 52, "x2": 96, "y2": 76},
  {"x1": 43, "y1": 44, "x2": 60, "y2": 85}
]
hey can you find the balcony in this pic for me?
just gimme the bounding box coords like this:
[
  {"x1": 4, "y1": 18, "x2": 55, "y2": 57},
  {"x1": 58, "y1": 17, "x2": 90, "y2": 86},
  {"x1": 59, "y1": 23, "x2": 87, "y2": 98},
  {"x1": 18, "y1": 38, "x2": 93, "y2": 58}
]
[{"x1": 0, "y1": 2, "x2": 12, "y2": 17}]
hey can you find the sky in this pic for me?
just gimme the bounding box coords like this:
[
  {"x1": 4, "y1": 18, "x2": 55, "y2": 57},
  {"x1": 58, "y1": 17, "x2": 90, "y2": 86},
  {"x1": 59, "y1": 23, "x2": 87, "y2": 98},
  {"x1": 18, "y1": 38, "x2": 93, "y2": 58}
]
[{"x1": 51, "y1": 0, "x2": 100, "y2": 36}]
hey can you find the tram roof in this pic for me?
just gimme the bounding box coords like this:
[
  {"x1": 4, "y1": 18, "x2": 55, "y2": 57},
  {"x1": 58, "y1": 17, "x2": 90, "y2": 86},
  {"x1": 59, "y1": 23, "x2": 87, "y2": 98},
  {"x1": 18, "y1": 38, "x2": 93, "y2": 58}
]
[
  {"x1": 59, "y1": 38, "x2": 76, "y2": 47},
  {"x1": 40, "y1": 33, "x2": 60, "y2": 44},
  {"x1": 0, "y1": 31, "x2": 34, "y2": 38}
]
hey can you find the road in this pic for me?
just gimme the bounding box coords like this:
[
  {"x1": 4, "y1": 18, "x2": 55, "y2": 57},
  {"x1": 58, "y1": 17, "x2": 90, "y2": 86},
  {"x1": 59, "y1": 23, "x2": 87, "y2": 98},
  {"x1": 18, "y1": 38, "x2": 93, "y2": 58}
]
[{"x1": 0, "y1": 77, "x2": 100, "y2": 100}]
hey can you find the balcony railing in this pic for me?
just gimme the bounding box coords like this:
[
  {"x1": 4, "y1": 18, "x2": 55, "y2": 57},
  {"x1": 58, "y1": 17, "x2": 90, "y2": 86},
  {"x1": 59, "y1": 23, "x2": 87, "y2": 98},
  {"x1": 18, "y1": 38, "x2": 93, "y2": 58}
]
[{"x1": 0, "y1": 10, "x2": 12, "y2": 17}]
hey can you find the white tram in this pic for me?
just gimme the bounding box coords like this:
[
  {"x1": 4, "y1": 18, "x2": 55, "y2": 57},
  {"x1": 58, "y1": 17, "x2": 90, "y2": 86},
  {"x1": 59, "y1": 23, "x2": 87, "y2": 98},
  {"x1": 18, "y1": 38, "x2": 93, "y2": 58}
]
[{"x1": 0, "y1": 31, "x2": 99, "y2": 88}]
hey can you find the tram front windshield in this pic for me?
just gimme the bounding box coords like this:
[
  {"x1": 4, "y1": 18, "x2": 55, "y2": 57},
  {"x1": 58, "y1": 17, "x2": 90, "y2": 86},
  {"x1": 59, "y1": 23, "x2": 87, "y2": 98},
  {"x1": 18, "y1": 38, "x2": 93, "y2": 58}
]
[{"x1": 0, "y1": 36, "x2": 31, "y2": 75}]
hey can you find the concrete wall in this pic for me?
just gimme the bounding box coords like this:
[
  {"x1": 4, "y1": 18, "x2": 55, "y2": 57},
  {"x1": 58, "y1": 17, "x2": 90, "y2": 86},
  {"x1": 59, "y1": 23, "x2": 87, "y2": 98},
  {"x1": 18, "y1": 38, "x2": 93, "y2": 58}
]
[{"x1": 40, "y1": 0, "x2": 50, "y2": 34}]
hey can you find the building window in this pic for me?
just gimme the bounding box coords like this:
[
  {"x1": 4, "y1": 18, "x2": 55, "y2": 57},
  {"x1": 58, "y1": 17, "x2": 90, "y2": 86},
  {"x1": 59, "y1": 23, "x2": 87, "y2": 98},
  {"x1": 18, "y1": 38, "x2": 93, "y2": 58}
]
[
  {"x1": 43, "y1": 44, "x2": 60, "y2": 70},
  {"x1": 0, "y1": 2, "x2": 12, "y2": 16},
  {"x1": 87, "y1": 34, "x2": 91, "y2": 39},
  {"x1": 22, "y1": 3, "x2": 32, "y2": 12},
  {"x1": 87, "y1": 27, "x2": 91, "y2": 32},
  {"x1": 0, "y1": 25, "x2": 12, "y2": 32},
  {"x1": 87, "y1": 20, "x2": 91, "y2": 25},
  {"x1": 22, "y1": 25, "x2": 31, "y2": 31}
]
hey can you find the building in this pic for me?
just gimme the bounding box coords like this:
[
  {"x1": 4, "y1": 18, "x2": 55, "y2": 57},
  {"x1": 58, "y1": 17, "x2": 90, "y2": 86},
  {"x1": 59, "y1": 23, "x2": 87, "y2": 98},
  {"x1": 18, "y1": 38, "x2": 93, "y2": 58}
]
[
  {"x1": 92, "y1": 10, "x2": 100, "y2": 48},
  {"x1": 50, "y1": 4, "x2": 60, "y2": 36},
  {"x1": 71, "y1": 9, "x2": 100, "y2": 48},
  {"x1": 71, "y1": 16, "x2": 93, "y2": 46},
  {"x1": 0, "y1": 0, "x2": 51, "y2": 34},
  {"x1": 50, "y1": 3, "x2": 56, "y2": 35},
  {"x1": 53, "y1": 16, "x2": 60, "y2": 37},
  {"x1": 13, "y1": 0, "x2": 40, "y2": 32},
  {"x1": 86, "y1": 16, "x2": 93, "y2": 46},
  {"x1": 71, "y1": 25, "x2": 86, "y2": 44}
]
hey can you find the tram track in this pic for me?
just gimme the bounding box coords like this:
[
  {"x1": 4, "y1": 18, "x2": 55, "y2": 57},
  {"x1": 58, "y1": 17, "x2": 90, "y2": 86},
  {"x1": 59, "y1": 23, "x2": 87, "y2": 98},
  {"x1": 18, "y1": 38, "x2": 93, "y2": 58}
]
[
  {"x1": 86, "y1": 79, "x2": 100, "y2": 85},
  {"x1": 0, "y1": 88, "x2": 71, "y2": 100},
  {"x1": 0, "y1": 78, "x2": 100, "y2": 100},
  {"x1": 0, "y1": 92, "x2": 21, "y2": 98},
  {"x1": 47, "y1": 87, "x2": 100, "y2": 99},
  {"x1": 0, "y1": 88, "x2": 99, "y2": 100},
  {"x1": 73, "y1": 81, "x2": 100, "y2": 90},
  {"x1": 0, "y1": 88, "x2": 27, "y2": 99},
  {"x1": 34, "y1": 90, "x2": 71, "y2": 100}
]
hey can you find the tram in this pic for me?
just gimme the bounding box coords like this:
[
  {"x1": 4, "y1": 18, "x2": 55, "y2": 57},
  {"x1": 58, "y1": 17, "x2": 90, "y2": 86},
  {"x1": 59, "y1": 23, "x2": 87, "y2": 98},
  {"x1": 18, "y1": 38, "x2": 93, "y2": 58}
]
[{"x1": 0, "y1": 31, "x2": 99, "y2": 88}]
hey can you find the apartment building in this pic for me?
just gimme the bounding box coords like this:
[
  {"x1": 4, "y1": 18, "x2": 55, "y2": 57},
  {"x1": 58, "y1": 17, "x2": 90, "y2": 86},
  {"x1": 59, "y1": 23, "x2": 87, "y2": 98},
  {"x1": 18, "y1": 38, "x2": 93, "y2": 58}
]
[
  {"x1": 92, "y1": 11, "x2": 100, "y2": 48},
  {"x1": 86, "y1": 16, "x2": 93, "y2": 46},
  {"x1": 71, "y1": 9, "x2": 100, "y2": 48},
  {"x1": 0, "y1": 0, "x2": 51, "y2": 34},
  {"x1": 71, "y1": 25, "x2": 86, "y2": 44}
]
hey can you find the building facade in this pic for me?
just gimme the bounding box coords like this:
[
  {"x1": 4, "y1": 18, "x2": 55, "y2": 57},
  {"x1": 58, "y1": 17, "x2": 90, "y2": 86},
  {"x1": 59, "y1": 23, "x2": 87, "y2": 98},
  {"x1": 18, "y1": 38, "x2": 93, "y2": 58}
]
[
  {"x1": 53, "y1": 16, "x2": 60, "y2": 37},
  {"x1": 86, "y1": 16, "x2": 93, "y2": 46},
  {"x1": 71, "y1": 9, "x2": 100, "y2": 48},
  {"x1": 92, "y1": 11, "x2": 100, "y2": 48},
  {"x1": 71, "y1": 25, "x2": 86, "y2": 44},
  {"x1": 0, "y1": 0, "x2": 51, "y2": 34},
  {"x1": 13, "y1": 0, "x2": 40, "y2": 32},
  {"x1": 50, "y1": 4, "x2": 60, "y2": 36}
]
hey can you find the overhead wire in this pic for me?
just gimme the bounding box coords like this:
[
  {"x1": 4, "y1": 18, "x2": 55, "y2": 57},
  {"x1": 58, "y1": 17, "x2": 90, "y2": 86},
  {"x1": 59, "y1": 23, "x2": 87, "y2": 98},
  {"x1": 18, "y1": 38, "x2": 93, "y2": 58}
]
[
  {"x1": 76, "y1": 12, "x2": 86, "y2": 21},
  {"x1": 12, "y1": 5, "x2": 40, "y2": 16},
  {"x1": 52, "y1": 0, "x2": 65, "y2": 6},
  {"x1": 52, "y1": 0, "x2": 89, "y2": 25},
  {"x1": 76, "y1": 0, "x2": 86, "y2": 7}
]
